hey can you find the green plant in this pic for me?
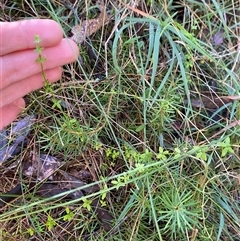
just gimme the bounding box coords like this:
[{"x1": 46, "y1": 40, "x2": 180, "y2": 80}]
[
  {"x1": 34, "y1": 35, "x2": 53, "y2": 93},
  {"x1": 45, "y1": 214, "x2": 56, "y2": 231},
  {"x1": 1, "y1": 0, "x2": 239, "y2": 240},
  {"x1": 217, "y1": 136, "x2": 234, "y2": 158},
  {"x1": 38, "y1": 115, "x2": 92, "y2": 155},
  {"x1": 63, "y1": 207, "x2": 74, "y2": 221},
  {"x1": 27, "y1": 227, "x2": 35, "y2": 237},
  {"x1": 82, "y1": 198, "x2": 92, "y2": 211},
  {"x1": 157, "y1": 189, "x2": 200, "y2": 238},
  {"x1": 111, "y1": 173, "x2": 130, "y2": 190},
  {"x1": 193, "y1": 145, "x2": 208, "y2": 161}
]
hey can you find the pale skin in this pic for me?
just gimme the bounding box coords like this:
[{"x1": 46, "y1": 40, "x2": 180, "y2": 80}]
[{"x1": 0, "y1": 19, "x2": 79, "y2": 130}]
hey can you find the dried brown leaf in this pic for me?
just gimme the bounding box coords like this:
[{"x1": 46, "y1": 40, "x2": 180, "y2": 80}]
[{"x1": 71, "y1": 3, "x2": 108, "y2": 44}]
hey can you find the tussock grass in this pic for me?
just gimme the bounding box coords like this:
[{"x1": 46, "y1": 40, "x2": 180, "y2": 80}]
[{"x1": 0, "y1": 0, "x2": 239, "y2": 240}]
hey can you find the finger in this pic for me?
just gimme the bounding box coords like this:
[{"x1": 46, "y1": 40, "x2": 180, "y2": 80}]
[
  {"x1": 0, "y1": 98, "x2": 25, "y2": 130},
  {"x1": 1, "y1": 39, "x2": 78, "y2": 89},
  {"x1": 0, "y1": 67, "x2": 62, "y2": 109},
  {"x1": 0, "y1": 19, "x2": 63, "y2": 55}
]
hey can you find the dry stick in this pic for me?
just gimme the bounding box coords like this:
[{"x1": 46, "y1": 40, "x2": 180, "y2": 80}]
[{"x1": 208, "y1": 120, "x2": 240, "y2": 140}]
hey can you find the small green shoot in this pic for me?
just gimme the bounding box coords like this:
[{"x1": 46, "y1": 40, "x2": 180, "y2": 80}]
[
  {"x1": 45, "y1": 215, "x2": 56, "y2": 231},
  {"x1": 157, "y1": 147, "x2": 170, "y2": 161},
  {"x1": 27, "y1": 228, "x2": 35, "y2": 237},
  {"x1": 82, "y1": 198, "x2": 92, "y2": 211},
  {"x1": 194, "y1": 146, "x2": 208, "y2": 161},
  {"x1": 218, "y1": 136, "x2": 234, "y2": 157},
  {"x1": 111, "y1": 174, "x2": 130, "y2": 190},
  {"x1": 34, "y1": 35, "x2": 52, "y2": 93},
  {"x1": 63, "y1": 207, "x2": 74, "y2": 222}
]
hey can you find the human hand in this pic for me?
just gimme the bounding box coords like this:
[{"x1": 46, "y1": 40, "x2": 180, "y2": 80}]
[{"x1": 0, "y1": 19, "x2": 79, "y2": 130}]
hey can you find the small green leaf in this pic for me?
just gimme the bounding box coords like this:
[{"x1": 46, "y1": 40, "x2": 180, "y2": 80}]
[
  {"x1": 157, "y1": 147, "x2": 169, "y2": 160},
  {"x1": 27, "y1": 228, "x2": 35, "y2": 236},
  {"x1": 34, "y1": 35, "x2": 42, "y2": 43},
  {"x1": 34, "y1": 45, "x2": 44, "y2": 53},
  {"x1": 196, "y1": 151, "x2": 207, "y2": 161},
  {"x1": 135, "y1": 123, "x2": 146, "y2": 132},
  {"x1": 66, "y1": 206, "x2": 70, "y2": 214},
  {"x1": 217, "y1": 212, "x2": 224, "y2": 241},
  {"x1": 221, "y1": 146, "x2": 234, "y2": 157},
  {"x1": 35, "y1": 56, "x2": 46, "y2": 63},
  {"x1": 101, "y1": 185, "x2": 108, "y2": 200},
  {"x1": 46, "y1": 215, "x2": 56, "y2": 231},
  {"x1": 100, "y1": 200, "x2": 107, "y2": 207},
  {"x1": 135, "y1": 163, "x2": 145, "y2": 173},
  {"x1": 63, "y1": 207, "x2": 74, "y2": 221},
  {"x1": 111, "y1": 180, "x2": 119, "y2": 185},
  {"x1": 52, "y1": 98, "x2": 62, "y2": 110},
  {"x1": 82, "y1": 198, "x2": 92, "y2": 211},
  {"x1": 173, "y1": 147, "x2": 181, "y2": 159}
]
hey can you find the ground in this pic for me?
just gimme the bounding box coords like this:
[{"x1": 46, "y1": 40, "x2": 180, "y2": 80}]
[{"x1": 0, "y1": 0, "x2": 239, "y2": 240}]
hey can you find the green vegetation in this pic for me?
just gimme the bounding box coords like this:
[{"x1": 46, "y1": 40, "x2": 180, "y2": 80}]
[{"x1": 0, "y1": 0, "x2": 239, "y2": 240}]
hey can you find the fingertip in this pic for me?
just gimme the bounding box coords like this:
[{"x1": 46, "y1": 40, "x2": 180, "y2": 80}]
[
  {"x1": 63, "y1": 38, "x2": 80, "y2": 61},
  {"x1": 1, "y1": 19, "x2": 64, "y2": 55},
  {"x1": 13, "y1": 98, "x2": 26, "y2": 109},
  {"x1": 0, "y1": 98, "x2": 25, "y2": 130},
  {"x1": 48, "y1": 66, "x2": 62, "y2": 83},
  {"x1": 23, "y1": 19, "x2": 63, "y2": 47}
]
